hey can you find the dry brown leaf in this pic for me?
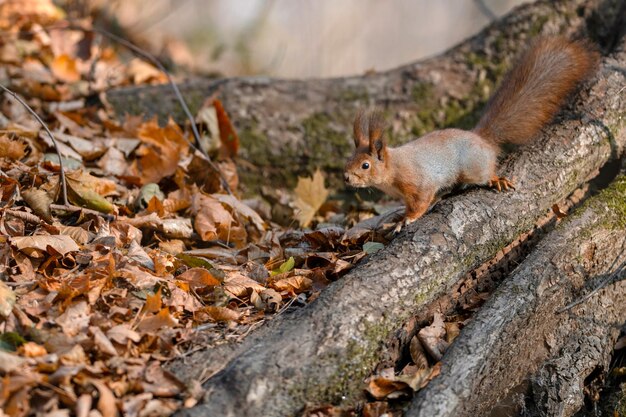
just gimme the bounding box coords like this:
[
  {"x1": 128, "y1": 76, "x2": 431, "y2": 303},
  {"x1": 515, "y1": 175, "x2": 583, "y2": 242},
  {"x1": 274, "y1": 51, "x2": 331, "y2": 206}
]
[
  {"x1": 55, "y1": 301, "x2": 90, "y2": 337},
  {"x1": 142, "y1": 361, "x2": 185, "y2": 397},
  {"x1": 213, "y1": 99, "x2": 239, "y2": 158},
  {"x1": 203, "y1": 306, "x2": 240, "y2": 323},
  {"x1": 91, "y1": 379, "x2": 119, "y2": 417},
  {"x1": 177, "y1": 267, "x2": 221, "y2": 289},
  {"x1": 143, "y1": 287, "x2": 162, "y2": 314},
  {"x1": 56, "y1": 224, "x2": 93, "y2": 245},
  {"x1": 107, "y1": 324, "x2": 141, "y2": 344},
  {"x1": 270, "y1": 275, "x2": 312, "y2": 294},
  {"x1": 223, "y1": 271, "x2": 265, "y2": 297},
  {"x1": 409, "y1": 335, "x2": 429, "y2": 370},
  {"x1": 137, "y1": 307, "x2": 178, "y2": 332},
  {"x1": 50, "y1": 54, "x2": 81, "y2": 83},
  {"x1": 130, "y1": 118, "x2": 188, "y2": 184},
  {"x1": 552, "y1": 203, "x2": 568, "y2": 219},
  {"x1": 293, "y1": 169, "x2": 329, "y2": 228},
  {"x1": 0, "y1": 135, "x2": 27, "y2": 159},
  {"x1": 18, "y1": 341, "x2": 47, "y2": 357},
  {"x1": 417, "y1": 313, "x2": 449, "y2": 361},
  {"x1": 90, "y1": 326, "x2": 118, "y2": 356},
  {"x1": 365, "y1": 376, "x2": 411, "y2": 400},
  {"x1": 191, "y1": 193, "x2": 237, "y2": 242},
  {"x1": 0, "y1": 350, "x2": 26, "y2": 373},
  {"x1": 21, "y1": 188, "x2": 53, "y2": 222},
  {"x1": 127, "y1": 59, "x2": 166, "y2": 84},
  {"x1": 10, "y1": 234, "x2": 80, "y2": 256},
  {"x1": 0, "y1": 280, "x2": 16, "y2": 318},
  {"x1": 362, "y1": 402, "x2": 388, "y2": 417},
  {"x1": 214, "y1": 194, "x2": 265, "y2": 232},
  {"x1": 444, "y1": 322, "x2": 460, "y2": 344}
]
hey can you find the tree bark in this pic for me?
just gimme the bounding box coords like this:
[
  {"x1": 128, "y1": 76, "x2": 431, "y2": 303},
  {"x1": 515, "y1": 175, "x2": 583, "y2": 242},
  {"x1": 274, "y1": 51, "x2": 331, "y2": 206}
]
[
  {"x1": 406, "y1": 175, "x2": 626, "y2": 417},
  {"x1": 105, "y1": 0, "x2": 614, "y2": 194},
  {"x1": 169, "y1": 6, "x2": 626, "y2": 416}
]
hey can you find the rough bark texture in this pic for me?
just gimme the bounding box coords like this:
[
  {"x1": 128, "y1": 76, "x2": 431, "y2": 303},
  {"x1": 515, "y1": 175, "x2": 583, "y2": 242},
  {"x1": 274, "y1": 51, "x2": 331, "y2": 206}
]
[
  {"x1": 106, "y1": 0, "x2": 614, "y2": 194},
  {"x1": 406, "y1": 175, "x2": 626, "y2": 417},
  {"x1": 169, "y1": 8, "x2": 626, "y2": 417}
]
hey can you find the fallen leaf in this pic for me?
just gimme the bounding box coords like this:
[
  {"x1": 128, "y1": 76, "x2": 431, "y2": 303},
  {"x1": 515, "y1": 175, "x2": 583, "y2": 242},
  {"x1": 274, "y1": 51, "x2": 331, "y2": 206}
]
[
  {"x1": 409, "y1": 335, "x2": 429, "y2": 369},
  {"x1": 107, "y1": 324, "x2": 141, "y2": 344},
  {"x1": 417, "y1": 313, "x2": 449, "y2": 361},
  {"x1": 127, "y1": 58, "x2": 166, "y2": 84},
  {"x1": 214, "y1": 194, "x2": 265, "y2": 232},
  {"x1": 50, "y1": 54, "x2": 80, "y2": 83},
  {"x1": 445, "y1": 322, "x2": 461, "y2": 344},
  {"x1": 0, "y1": 350, "x2": 26, "y2": 372},
  {"x1": 66, "y1": 170, "x2": 116, "y2": 213},
  {"x1": 552, "y1": 203, "x2": 568, "y2": 219},
  {"x1": 10, "y1": 234, "x2": 80, "y2": 256},
  {"x1": 18, "y1": 341, "x2": 47, "y2": 357},
  {"x1": 0, "y1": 280, "x2": 16, "y2": 318},
  {"x1": 91, "y1": 379, "x2": 119, "y2": 417},
  {"x1": 55, "y1": 301, "x2": 90, "y2": 337},
  {"x1": 0, "y1": 135, "x2": 27, "y2": 159},
  {"x1": 213, "y1": 99, "x2": 239, "y2": 158},
  {"x1": 270, "y1": 275, "x2": 312, "y2": 294},
  {"x1": 223, "y1": 271, "x2": 265, "y2": 297},
  {"x1": 177, "y1": 267, "x2": 221, "y2": 290},
  {"x1": 137, "y1": 308, "x2": 178, "y2": 332},
  {"x1": 365, "y1": 375, "x2": 412, "y2": 400},
  {"x1": 143, "y1": 287, "x2": 162, "y2": 314},
  {"x1": 293, "y1": 169, "x2": 329, "y2": 228},
  {"x1": 202, "y1": 306, "x2": 240, "y2": 323},
  {"x1": 142, "y1": 361, "x2": 185, "y2": 397},
  {"x1": 191, "y1": 193, "x2": 236, "y2": 242}
]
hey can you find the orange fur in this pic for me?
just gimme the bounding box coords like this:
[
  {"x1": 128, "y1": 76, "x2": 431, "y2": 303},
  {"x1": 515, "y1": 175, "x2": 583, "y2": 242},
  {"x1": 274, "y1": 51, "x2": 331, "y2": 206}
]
[{"x1": 474, "y1": 37, "x2": 599, "y2": 146}]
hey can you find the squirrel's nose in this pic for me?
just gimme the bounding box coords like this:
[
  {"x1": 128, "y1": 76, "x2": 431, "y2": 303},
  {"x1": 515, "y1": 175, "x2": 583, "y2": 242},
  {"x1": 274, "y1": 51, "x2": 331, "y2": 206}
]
[{"x1": 344, "y1": 173, "x2": 350, "y2": 183}]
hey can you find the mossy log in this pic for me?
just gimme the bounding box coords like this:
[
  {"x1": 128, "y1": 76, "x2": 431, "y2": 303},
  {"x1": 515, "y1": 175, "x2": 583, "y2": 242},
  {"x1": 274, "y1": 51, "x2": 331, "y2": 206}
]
[
  {"x1": 169, "y1": 5, "x2": 626, "y2": 416},
  {"x1": 407, "y1": 175, "x2": 626, "y2": 417},
  {"x1": 106, "y1": 0, "x2": 616, "y2": 194}
]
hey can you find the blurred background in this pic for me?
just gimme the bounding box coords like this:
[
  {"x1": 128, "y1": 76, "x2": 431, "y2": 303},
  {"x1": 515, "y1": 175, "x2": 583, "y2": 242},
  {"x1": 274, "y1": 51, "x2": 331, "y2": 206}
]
[{"x1": 67, "y1": 0, "x2": 529, "y2": 78}]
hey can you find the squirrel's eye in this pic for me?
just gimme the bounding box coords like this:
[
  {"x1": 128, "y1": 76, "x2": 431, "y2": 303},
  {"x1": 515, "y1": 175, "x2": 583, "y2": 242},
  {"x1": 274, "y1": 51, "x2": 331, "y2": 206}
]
[{"x1": 361, "y1": 162, "x2": 370, "y2": 170}]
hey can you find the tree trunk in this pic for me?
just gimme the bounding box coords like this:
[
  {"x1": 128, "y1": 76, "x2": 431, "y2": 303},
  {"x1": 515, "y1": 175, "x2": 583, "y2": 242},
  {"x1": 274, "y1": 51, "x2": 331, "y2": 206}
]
[
  {"x1": 105, "y1": 0, "x2": 618, "y2": 194},
  {"x1": 406, "y1": 175, "x2": 626, "y2": 417},
  {"x1": 168, "y1": 6, "x2": 626, "y2": 416}
]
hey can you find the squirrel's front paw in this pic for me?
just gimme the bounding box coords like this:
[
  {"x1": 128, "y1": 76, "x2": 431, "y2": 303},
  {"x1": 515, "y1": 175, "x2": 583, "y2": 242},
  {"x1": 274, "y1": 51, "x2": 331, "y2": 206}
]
[
  {"x1": 393, "y1": 216, "x2": 418, "y2": 234},
  {"x1": 488, "y1": 176, "x2": 515, "y2": 192}
]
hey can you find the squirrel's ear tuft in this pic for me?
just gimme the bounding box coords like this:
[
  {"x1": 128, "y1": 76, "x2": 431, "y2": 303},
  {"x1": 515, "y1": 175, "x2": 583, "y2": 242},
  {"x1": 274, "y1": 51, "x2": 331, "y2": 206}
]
[
  {"x1": 353, "y1": 110, "x2": 369, "y2": 148},
  {"x1": 368, "y1": 110, "x2": 387, "y2": 160}
]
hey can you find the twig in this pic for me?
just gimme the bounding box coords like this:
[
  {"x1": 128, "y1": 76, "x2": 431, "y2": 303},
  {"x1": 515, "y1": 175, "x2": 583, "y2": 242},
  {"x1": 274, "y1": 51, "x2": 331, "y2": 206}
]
[
  {"x1": 473, "y1": 0, "x2": 497, "y2": 21},
  {"x1": 0, "y1": 83, "x2": 69, "y2": 205},
  {"x1": 50, "y1": 203, "x2": 116, "y2": 221},
  {"x1": 557, "y1": 259, "x2": 626, "y2": 313},
  {"x1": 69, "y1": 23, "x2": 234, "y2": 196}
]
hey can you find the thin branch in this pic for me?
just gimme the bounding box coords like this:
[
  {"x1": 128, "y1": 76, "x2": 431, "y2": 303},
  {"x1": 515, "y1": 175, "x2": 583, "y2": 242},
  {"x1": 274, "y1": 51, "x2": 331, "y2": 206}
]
[
  {"x1": 0, "y1": 83, "x2": 69, "y2": 206},
  {"x1": 69, "y1": 23, "x2": 234, "y2": 196},
  {"x1": 473, "y1": 0, "x2": 497, "y2": 21},
  {"x1": 557, "y1": 259, "x2": 626, "y2": 313}
]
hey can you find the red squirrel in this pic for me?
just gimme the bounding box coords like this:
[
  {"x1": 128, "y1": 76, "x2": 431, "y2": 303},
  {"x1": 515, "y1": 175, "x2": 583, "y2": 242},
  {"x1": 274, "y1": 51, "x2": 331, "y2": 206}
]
[{"x1": 344, "y1": 37, "x2": 599, "y2": 230}]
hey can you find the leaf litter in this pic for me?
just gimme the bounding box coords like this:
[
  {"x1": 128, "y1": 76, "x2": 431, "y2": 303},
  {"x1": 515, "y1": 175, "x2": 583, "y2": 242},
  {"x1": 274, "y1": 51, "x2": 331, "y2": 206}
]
[{"x1": 0, "y1": 1, "x2": 406, "y2": 416}]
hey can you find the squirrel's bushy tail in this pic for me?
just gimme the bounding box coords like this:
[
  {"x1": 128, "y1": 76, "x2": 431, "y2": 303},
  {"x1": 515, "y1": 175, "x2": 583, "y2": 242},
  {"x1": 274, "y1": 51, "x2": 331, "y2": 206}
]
[{"x1": 473, "y1": 37, "x2": 599, "y2": 146}]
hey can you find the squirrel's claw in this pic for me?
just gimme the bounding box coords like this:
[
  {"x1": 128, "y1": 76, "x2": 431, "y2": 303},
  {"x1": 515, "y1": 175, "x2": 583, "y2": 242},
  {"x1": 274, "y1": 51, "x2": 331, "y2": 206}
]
[
  {"x1": 393, "y1": 216, "x2": 418, "y2": 234},
  {"x1": 488, "y1": 176, "x2": 515, "y2": 192}
]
